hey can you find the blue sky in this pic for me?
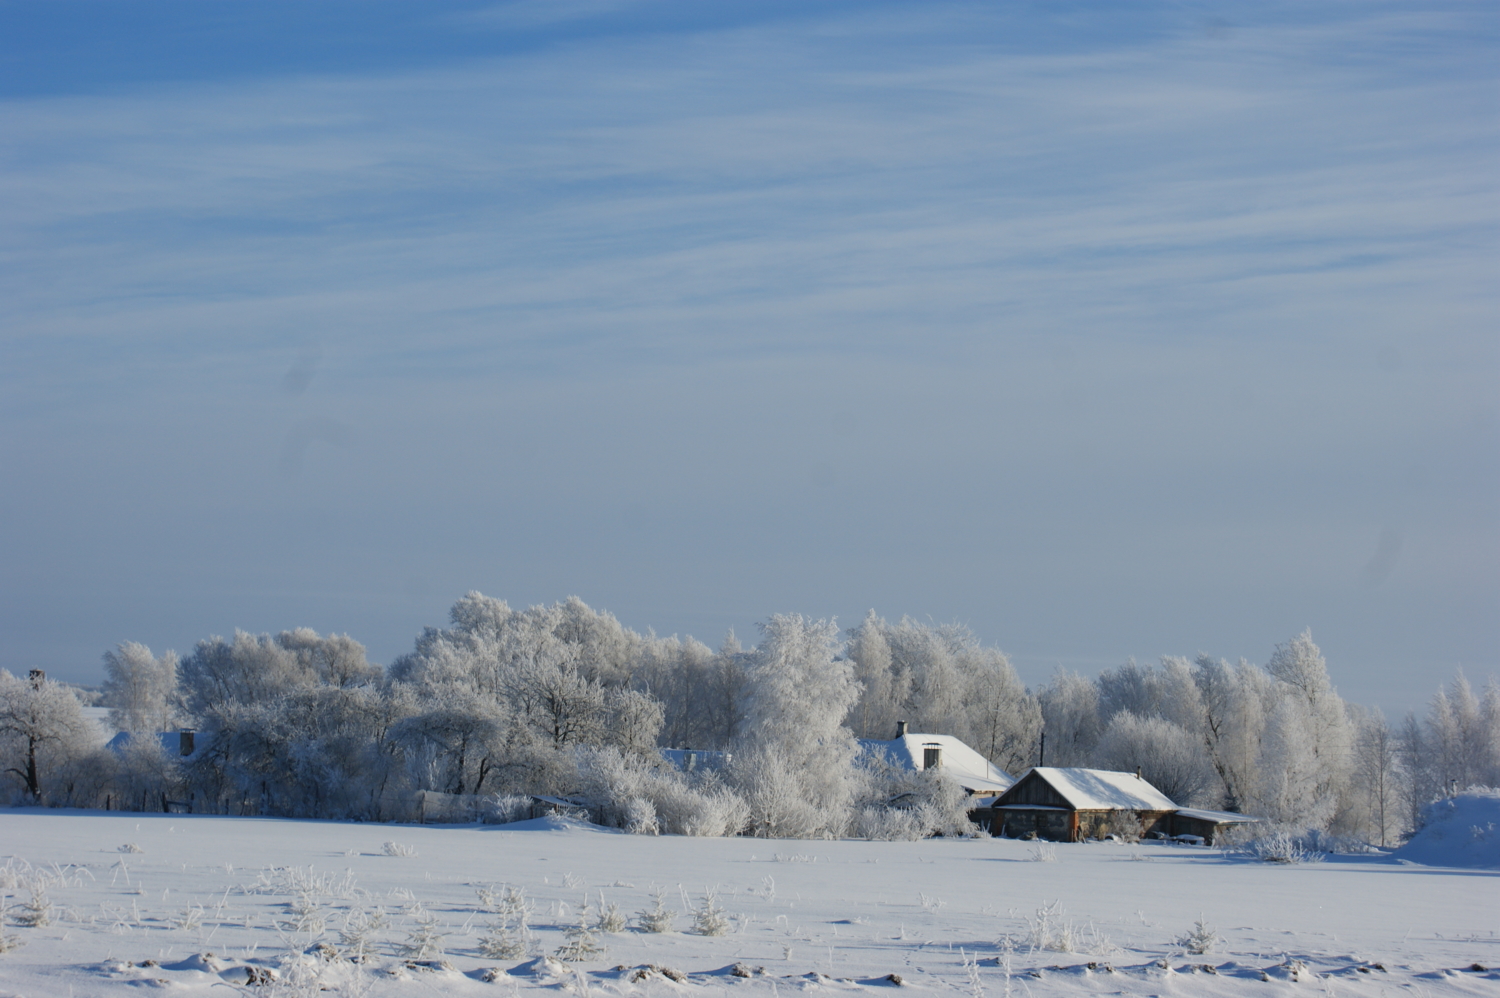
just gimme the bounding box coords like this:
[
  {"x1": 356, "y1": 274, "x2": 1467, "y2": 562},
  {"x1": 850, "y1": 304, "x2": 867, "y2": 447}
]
[{"x1": 1, "y1": 0, "x2": 1495, "y2": 716}]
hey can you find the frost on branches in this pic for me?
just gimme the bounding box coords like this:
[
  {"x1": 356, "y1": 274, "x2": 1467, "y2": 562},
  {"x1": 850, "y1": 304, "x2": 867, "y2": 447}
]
[{"x1": 3, "y1": 594, "x2": 1494, "y2": 850}]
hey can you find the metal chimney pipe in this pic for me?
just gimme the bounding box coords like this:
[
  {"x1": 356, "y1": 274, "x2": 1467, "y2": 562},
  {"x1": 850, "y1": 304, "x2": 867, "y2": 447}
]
[{"x1": 895, "y1": 720, "x2": 908, "y2": 738}]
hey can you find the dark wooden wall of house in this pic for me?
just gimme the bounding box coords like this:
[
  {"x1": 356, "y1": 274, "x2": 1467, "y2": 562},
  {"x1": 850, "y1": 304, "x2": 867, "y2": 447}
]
[
  {"x1": 1169, "y1": 814, "x2": 1248, "y2": 844},
  {"x1": 995, "y1": 808, "x2": 1072, "y2": 840},
  {"x1": 996, "y1": 772, "x2": 1069, "y2": 808},
  {"x1": 1076, "y1": 809, "x2": 1173, "y2": 841}
]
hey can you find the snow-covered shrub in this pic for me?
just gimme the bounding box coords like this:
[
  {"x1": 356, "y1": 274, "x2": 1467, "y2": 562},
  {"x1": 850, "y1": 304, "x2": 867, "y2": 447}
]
[
  {"x1": 1027, "y1": 842, "x2": 1057, "y2": 863},
  {"x1": 476, "y1": 884, "x2": 533, "y2": 958},
  {"x1": 654, "y1": 780, "x2": 750, "y2": 837},
  {"x1": 278, "y1": 893, "x2": 326, "y2": 936},
  {"x1": 573, "y1": 745, "x2": 748, "y2": 837},
  {"x1": 337, "y1": 906, "x2": 387, "y2": 962},
  {"x1": 554, "y1": 906, "x2": 606, "y2": 962},
  {"x1": 478, "y1": 920, "x2": 531, "y2": 960},
  {"x1": 1240, "y1": 828, "x2": 1325, "y2": 864},
  {"x1": 382, "y1": 841, "x2": 417, "y2": 858},
  {"x1": 1175, "y1": 916, "x2": 1221, "y2": 955},
  {"x1": 855, "y1": 760, "x2": 976, "y2": 840},
  {"x1": 856, "y1": 806, "x2": 927, "y2": 842},
  {"x1": 691, "y1": 892, "x2": 731, "y2": 936},
  {"x1": 595, "y1": 895, "x2": 627, "y2": 933},
  {"x1": 12, "y1": 888, "x2": 51, "y2": 928},
  {"x1": 173, "y1": 904, "x2": 205, "y2": 932},
  {"x1": 397, "y1": 909, "x2": 445, "y2": 959},
  {"x1": 0, "y1": 895, "x2": 24, "y2": 953},
  {"x1": 1024, "y1": 900, "x2": 1075, "y2": 952},
  {"x1": 635, "y1": 888, "x2": 675, "y2": 933},
  {"x1": 623, "y1": 796, "x2": 658, "y2": 835},
  {"x1": 483, "y1": 794, "x2": 532, "y2": 825}
]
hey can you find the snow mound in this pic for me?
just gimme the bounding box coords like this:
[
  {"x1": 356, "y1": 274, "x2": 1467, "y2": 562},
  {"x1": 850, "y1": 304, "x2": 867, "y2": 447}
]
[{"x1": 1390, "y1": 789, "x2": 1500, "y2": 869}]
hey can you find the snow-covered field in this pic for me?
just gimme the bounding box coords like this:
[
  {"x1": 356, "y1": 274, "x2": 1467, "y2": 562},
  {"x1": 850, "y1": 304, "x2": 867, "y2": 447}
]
[{"x1": 1, "y1": 808, "x2": 1496, "y2": 997}]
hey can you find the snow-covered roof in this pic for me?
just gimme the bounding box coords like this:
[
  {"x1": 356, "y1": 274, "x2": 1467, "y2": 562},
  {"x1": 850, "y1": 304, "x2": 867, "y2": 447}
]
[
  {"x1": 1174, "y1": 807, "x2": 1259, "y2": 824},
  {"x1": 105, "y1": 730, "x2": 209, "y2": 763},
  {"x1": 1021, "y1": 767, "x2": 1178, "y2": 810},
  {"x1": 658, "y1": 748, "x2": 732, "y2": 773},
  {"x1": 858, "y1": 733, "x2": 1014, "y2": 794}
]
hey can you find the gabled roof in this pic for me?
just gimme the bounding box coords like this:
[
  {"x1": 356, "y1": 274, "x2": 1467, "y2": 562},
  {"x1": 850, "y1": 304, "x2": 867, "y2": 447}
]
[
  {"x1": 1006, "y1": 767, "x2": 1178, "y2": 810},
  {"x1": 858, "y1": 733, "x2": 1015, "y2": 794}
]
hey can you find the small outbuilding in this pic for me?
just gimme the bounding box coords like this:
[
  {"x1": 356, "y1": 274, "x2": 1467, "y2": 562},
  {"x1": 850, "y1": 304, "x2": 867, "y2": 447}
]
[
  {"x1": 1168, "y1": 807, "x2": 1261, "y2": 845},
  {"x1": 992, "y1": 766, "x2": 1177, "y2": 842}
]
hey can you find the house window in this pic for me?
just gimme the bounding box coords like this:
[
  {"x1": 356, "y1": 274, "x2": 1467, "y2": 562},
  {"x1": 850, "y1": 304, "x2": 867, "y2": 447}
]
[{"x1": 923, "y1": 747, "x2": 942, "y2": 769}]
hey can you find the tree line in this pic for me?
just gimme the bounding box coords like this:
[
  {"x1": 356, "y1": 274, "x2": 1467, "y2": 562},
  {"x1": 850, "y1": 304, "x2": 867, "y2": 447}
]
[{"x1": 1, "y1": 593, "x2": 1496, "y2": 843}]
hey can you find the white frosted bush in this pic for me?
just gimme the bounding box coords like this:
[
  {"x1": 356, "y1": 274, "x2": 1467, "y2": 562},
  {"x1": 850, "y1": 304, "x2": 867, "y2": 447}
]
[
  {"x1": 691, "y1": 892, "x2": 731, "y2": 937},
  {"x1": 1175, "y1": 916, "x2": 1221, "y2": 955},
  {"x1": 554, "y1": 906, "x2": 606, "y2": 962},
  {"x1": 12, "y1": 889, "x2": 51, "y2": 928},
  {"x1": 483, "y1": 794, "x2": 531, "y2": 825},
  {"x1": 337, "y1": 906, "x2": 387, "y2": 962},
  {"x1": 1027, "y1": 842, "x2": 1057, "y2": 863},
  {"x1": 381, "y1": 841, "x2": 416, "y2": 858},
  {"x1": 595, "y1": 896, "x2": 627, "y2": 933},
  {"x1": 623, "y1": 797, "x2": 658, "y2": 835},
  {"x1": 1024, "y1": 900, "x2": 1074, "y2": 953},
  {"x1": 1243, "y1": 828, "x2": 1324, "y2": 864},
  {"x1": 477, "y1": 884, "x2": 532, "y2": 959},
  {"x1": 635, "y1": 888, "x2": 675, "y2": 933},
  {"x1": 397, "y1": 909, "x2": 445, "y2": 959},
  {"x1": 857, "y1": 806, "x2": 926, "y2": 842}
]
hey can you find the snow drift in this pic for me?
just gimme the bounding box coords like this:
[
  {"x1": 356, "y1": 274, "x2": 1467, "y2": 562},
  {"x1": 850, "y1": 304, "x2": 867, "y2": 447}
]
[{"x1": 1391, "y1": 788, "x2": 1500, "y2": 869}]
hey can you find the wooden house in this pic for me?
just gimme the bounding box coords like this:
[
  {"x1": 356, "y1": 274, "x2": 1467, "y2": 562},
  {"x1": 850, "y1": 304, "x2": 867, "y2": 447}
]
[
  {"x1": 992, "y1": 767, "x2": 1178, "y2": 842},
  {"x1": 1168, "y1": 807, "x2": 1260, "y2": 845}
]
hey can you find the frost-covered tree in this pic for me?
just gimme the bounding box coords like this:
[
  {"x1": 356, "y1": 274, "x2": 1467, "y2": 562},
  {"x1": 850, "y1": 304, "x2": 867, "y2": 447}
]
[
  {"x1": 178, "y1": 630, "x2": 320, "y2": 725},
  {"x1": 0, "y1": 670, "x2": 98, "y2": 802},
  {"x1": 966, "y1": 647, "x2": 1041, "y2": 774},
  {"x1": 101, "y1": 642, "x2": 179, "y2": 735},
  {"x1": 734, "y1": 614, "x2": 861, "y2": 837},
  {"x1": 1191, "y1": 655, "x2": 1269, "y2": 811},
  {"x1": 1346, "y1": 706, "x2": 1403, "y2": 846},
  {"x1": 847, "y1": 611, "x2": 901, "y2": 740},
  {"x1": 643, "y1": 632, "x2": 748, "y2": 751},
  {"x1": 1395, "y1": 672, "x2": 1500, "y2": 833},
  {"x1": 1251, "y1": 694, "x2": 1336, "y2": 826},
  {"x1": 1263, "y1": 630, "x2": 1351, "y2": 824},
  {"x1": 1038, "y1": 669, "x2": 1102, "y2": 766},
  {"x1": 1095, "y1": 711, "x2": 1216, "y2": 806},
  {"x1": 845, "y1": 613, "x2": 1037, "y2": 771},
  {"x1": 274, "y1": 628, "x2": 381, "y2": 688}
]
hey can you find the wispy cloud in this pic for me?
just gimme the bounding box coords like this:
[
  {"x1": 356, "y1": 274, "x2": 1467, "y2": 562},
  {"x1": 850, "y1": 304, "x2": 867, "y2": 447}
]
[{"x1": 0, "y1": 1, "x2": 1493, "y2": 707}]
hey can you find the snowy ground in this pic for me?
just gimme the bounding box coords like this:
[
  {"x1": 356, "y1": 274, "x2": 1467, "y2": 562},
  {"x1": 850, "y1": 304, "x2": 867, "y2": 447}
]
[{"x1": 0, "y1": 808, "x2": 1496, "y2": 997}]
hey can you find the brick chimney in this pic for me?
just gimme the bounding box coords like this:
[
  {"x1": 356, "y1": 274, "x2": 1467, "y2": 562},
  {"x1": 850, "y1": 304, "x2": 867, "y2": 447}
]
[{"x1": 895, "y1": 720, "x2": 908, "y2": 738}]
